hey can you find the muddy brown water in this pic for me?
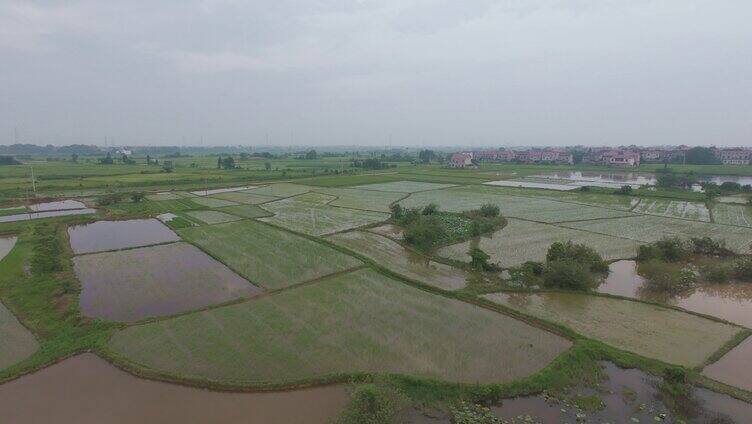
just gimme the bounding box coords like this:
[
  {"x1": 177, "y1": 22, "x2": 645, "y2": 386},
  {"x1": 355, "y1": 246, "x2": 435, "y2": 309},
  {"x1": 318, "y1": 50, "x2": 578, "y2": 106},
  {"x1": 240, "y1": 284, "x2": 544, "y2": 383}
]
[
  {"x1": 0, "y1": 354, "x2": 349, "y2": 424},
  {"x1": 703, "y1": 335, "x2": 752, "y2": 392},
  {"x1": 68, "y1": 218, "x2": 180, "y2": 254},
  {"x1": 598, "y1": 260, "x2": 752, "y2": 328}
]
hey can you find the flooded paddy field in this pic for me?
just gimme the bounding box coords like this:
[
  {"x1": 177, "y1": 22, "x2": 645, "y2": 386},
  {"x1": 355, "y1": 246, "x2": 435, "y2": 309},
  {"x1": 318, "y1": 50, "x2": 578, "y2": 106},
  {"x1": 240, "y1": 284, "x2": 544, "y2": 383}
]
[
  {"x1": 483, "y1": 179, "x2": 580, "y2": 191},
  {"x1": 313, "y1": 187, "x2": 405, "y2": 212},
  {"x1": 0, "y1": 300, "x2": 38, "y2": 370},
  {"x1": 109, "y1": 268, "x2": 571, "y2": 385},
  {"x1": 0, "y1": 354, "x2": 348, "y2": 424},
  {"x1": 0, "y1": 208, "x2": 96, "y2": 224},
  {"x1": 599, "y1": 261, "x2": 752, "y2": 328},
  {"x1": 74, "y1": 242, "x2": 261, "y2": 322},
  {"x1": 328, "y1": 231, "x2": 467, "y2": 290},
  {"x1": 216, "y1": 204, "x2": 272, "y2": 219},
  {"x1": 190, "y1": 196, "x2": 240, "y2": 208},
  {"x1": 189, "y1": 185, "x2": 259, "y2": 196},
  {"x1": 483, "y1": 291, "x2": 740, "y2": 367},
  {"x1": 493, "y1": 362, "x2": 752, "y2": 423},
  {"x1": 353, "y1": 180, "x2": 456, "y2": 193},
  {"x1": 259, "y1": 195, "x2": 389, "y2": 236},
  {"x1": 244, "y1": 182, "x2": 312, "y2": 197},
  {"x1": 209, "y1": 191, "x2": 279, "y2": 204},
  {"x1": 68, "y1": 218, "x2": 180, "y2": 254},
  {"x1": 179, "y1": 220, "x2": 362, "y2": 290},
  {"x1": 29, "y1": 199, "x2": 88, "y2": 211},
  {"x1": 438, "y1": 218, "x2": 641, "y2": 268},
  {"x1": 703, "y1": 336, "x2": 752, "y2": 392}
]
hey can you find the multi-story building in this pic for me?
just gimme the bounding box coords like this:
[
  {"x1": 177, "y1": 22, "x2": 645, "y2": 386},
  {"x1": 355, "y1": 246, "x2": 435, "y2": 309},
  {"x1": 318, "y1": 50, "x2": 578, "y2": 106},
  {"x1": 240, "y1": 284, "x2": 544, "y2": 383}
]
[
  {"x1": 448, "y1": 152, "x2": 474, "y2": 168},
  {"x1": 715, "y1": 148, "x2": 752, "y2": 165},
  {"x1": 584, "y1": 148, "x2": 640, "y2": 167}
]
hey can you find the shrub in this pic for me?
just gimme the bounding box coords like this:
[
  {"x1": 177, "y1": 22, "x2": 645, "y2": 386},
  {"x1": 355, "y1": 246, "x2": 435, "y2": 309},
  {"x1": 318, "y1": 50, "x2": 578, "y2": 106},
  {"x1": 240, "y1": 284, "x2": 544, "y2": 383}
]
[
  {"x1": 733, "y1": 257, "x2": 752, "y2": 281},
  {"x1": 468, "y1": 247, "x2": 493, "y2": 271},
  {"x1": 614, "y1": 185, "x2": 633, "y2": 195},
  {"x1": 389, "y1": 203, "x2": 403, "y2": 219},
  {"x1": 546, "y1": 240, "x2": 608, "y2": 273},
  {"x1": 130, "y1": 192, "x2": 146, "y2": 203},
  {"x1": 335, "y1": 384, "x2": 405, "y2": 424},
  {"x1": 637, "y1": 244, "x2": 661, "y2": 262},
  {"x1": 421, "y1": 203, "x2": 439, "y2": 215},
  {"x1": 690, "y1": 237, "x2": 731, "y2": 256},
  {"x1": 478, "y1": 203, "x2": 500, "y2": 218},
  {"x1": 449, "y1": 402, "x2": 500, "y2": 424},
  {"x1": 700, "y1": 262, "x2": 731, "y2": 283},
  {"x1": 30, "y1": 223, "x2": 63, "y2": 275},
  {"x1": 402, "y1": 217, "x2": 446, "y2": 252},
  {"x1": 96, "y1": 192, "x2": 123, "y2": 206},
  {"x1": 542, "y1": 260, "x2": 594, "y2": 290}
]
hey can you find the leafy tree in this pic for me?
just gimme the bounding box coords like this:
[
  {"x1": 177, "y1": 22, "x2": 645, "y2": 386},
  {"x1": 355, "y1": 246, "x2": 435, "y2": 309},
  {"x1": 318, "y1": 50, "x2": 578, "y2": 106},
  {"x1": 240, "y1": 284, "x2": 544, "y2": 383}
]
[
  {"x1": 543, "y1": 260, "x2": 594, "y2": 290},
  {"x1": 614, "y1": 185, "x2": 632, "y2": 195},
  {"x1": 0, "y1": 155, "x2": 21, "y2": 165},
  {"x1": 389, "y1": 203, "x2": 403, "y2": 219},
  {"x1": 546, "y1": 240, "x2": 608, "y2": 273},
  {"x1": 418, "y1": 149, "x2": 435, "y2": 164},
  {"x1": 478, "y1": 203, "x2": 500, "y2": 217},
  {"x1": 305, "y1": 149, "x2": 317, "y2": 160},
  {"x1": 217, "y1": 156, "x2": 222, "y2": 169},
  {"x1": 146, "y1": 155, "x2": 151, "y2": 165},
  {"x1": 221, "y1": 156, "x2": 235, "y2": 169},
  {"x1": 469, "y1": 247, "x2": 492, "y2": 270},
  {"x1": 422, "y1": 203, "x2": 439, "y2": 215},
  {"x1": 71, "y1": 153, "x2": 78, "y2": 163},
  {"x1": 685, "y1": 147, "x2": 720, "y2": 165},
  {"x1": 99, "y1": 152, "x2": 114, "y2": 165},
  {"x1": 264, "y1": 161, "x2": 271, "y2": 171},
  {"x1": 162, "y1": 160, "x2": 174, "y2": 173}
]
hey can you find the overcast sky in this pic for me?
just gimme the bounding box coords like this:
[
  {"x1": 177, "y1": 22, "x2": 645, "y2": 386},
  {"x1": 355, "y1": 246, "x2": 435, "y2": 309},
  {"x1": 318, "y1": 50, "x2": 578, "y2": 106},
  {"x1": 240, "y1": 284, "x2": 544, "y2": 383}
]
[{"x1": 1, "y1": 0, "x2": 750, "y2": 147}]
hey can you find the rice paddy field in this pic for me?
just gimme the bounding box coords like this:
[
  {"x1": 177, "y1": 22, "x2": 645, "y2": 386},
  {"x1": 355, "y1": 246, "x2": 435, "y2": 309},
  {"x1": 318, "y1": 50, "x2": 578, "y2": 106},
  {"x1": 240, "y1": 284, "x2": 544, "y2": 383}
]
[
  {"x1": 208, "y1": 191, "x2": 279, "y2": 205},
  {"x1": 353, "y1": 180, "x2": 457, "y2": 193},
  {"x1": 107, "y1": 198, "x2": 203, "y2": 215},
  {"x1": 437, "y1": 219, "x2": 642, "y2": 267},
  {"x1": 464, "y1": 184, "x2": 640, "y2": 210},
  {"x1": 561, "y1": 215, "x2": 752, "y2": 253},
  {"x1": 108, "y1": 268, "x2": 571, "y2": 385},
  {"x1": 244, "y1": 183, "x2": 312, "y2": 197},
  {"x1": 259, "y1": 195, "x2": 389, "y2": 236},
  {"x1": 68, "y1": 219, "x2": 180, "y2": 254},
  {"x1": 178, "y1": 220, "x2": 362, "y2": 289},
  {"x1": 631, "y1": 199, "x2": 711, "y2": 221},
  {"x1": 312, "y1": 187, "x2": 405, "y2": 212},
  {"x1": 483, "y1": 292, "x2": 740, "y2": 367},
  {"x1": 399, "y1": 186, "x2": 635, "y2": 223},
  {"x1": 712, "y1": 203, "x2": 752, "y2": 227},
  {"x1": 215, "y1": 204, "x2": 272, "y2": 219},
  {"x1": 190, "y1": 197, "x2": 239, "y2": 208},
  {"x1": 184, "y1": 210, "x2": 242, "y2": 225},
  {"x1": 327, "y1": 231, "x2": 468, "y2": 290},
  {"x1": 73, "y1": 242, "x2": 261, "y2": 322},
  {"x1": 0, "y1": 301, "x2": 38, "y2": 370}
]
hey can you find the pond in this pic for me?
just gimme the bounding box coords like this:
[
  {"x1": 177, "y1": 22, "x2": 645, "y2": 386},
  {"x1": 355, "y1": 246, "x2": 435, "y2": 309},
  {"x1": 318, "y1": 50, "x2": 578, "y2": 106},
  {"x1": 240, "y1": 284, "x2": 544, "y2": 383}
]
[
  {"x1": 533, "y1": 171, "x2": 752, "y2": 188},
  {"x1": 68, "y1": 218, "x2": 180, "y2": 254},
  {"x1": 0, "y1": 354, "x2": 348, "y2": 424},
  {"x1": 598, "y1": 260, "x2": 752, "y2": 328}
]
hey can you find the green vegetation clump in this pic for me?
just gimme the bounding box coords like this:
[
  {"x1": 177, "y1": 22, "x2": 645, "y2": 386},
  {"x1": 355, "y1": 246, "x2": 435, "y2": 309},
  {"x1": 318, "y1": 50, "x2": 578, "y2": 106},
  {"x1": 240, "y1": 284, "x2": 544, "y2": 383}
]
[
  {"x1": 507, "y1": 241, "x2": 608, "y2": 290},
  {"x1": 96, "y1": 192, "x2": 124, "y2": 206},
  {"x1": 335, "y1": 384, "x2": 406, "y2": 424},
  {"x1": 394, "y1": 203, "x2": 504, "y2": 252},
  {"x1": 637, "y1": 237, "x2": 691, "y2": 262},
  {"x1": 638, "y1": 260, "x2": 696, "y2": 293},
  {"x1": 30, "y1": 223, "x2": 64, "y2": 275},
  {"x1": 546, "y1": 240, "x2": 608, "y2": 273},
  {"x1": 733, "y1": 257, "x2": 752, "y2": 281},
  {"x1": 574, "y1": 394, "x2": 605, "y2": 412},
  {"x1": 449, "y1": 402, "x2": 500, "y2": 424}
]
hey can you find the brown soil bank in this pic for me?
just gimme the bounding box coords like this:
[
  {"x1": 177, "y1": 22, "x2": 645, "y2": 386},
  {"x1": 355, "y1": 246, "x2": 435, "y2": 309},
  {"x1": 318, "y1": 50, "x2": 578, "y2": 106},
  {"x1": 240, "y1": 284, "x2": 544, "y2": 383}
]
[{"x1": 0, "y1": 354, "x2": 348, "y2": 424}]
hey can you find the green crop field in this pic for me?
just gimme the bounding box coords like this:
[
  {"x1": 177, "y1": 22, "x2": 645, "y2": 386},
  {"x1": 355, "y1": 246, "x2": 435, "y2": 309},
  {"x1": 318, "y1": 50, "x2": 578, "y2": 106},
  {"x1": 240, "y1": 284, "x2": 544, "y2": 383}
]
[
  {"x1": 184, "y1": 210, "x2": 243, "y2": 225},
  {"x1": 561, "y1": 215, "x2": 752, "y2": 253},
  {"x1": 145, "y1": 192, "x2": 183, "y2": 201},
  {"x1": 73, "y1": 242, "x2": 261, "y2": 322},
  {"x1": 106, "y1": 198, "x2": 203, "y2": 215},
  {"x1": 353, "y1": 180, "x2": 457, "y2": 193},
  {"x1": 216, "y1": 204, "x2": 272, "y2": 219},
  {"x1": 259, "y1": 195, "x2": 389, "y2": 236},
  {"x1": 312, "y1": 187, "x2": 405, "y2": 212},
  {"x1": 632, "y1": 199, "x2": 710, "y2": 221},
  {"x1": 208, "y1": 191, "x2": 279, "y2": 204},
  {"x1": 327, "y1": 231, "x2": 467, "y2": 290},
  {"x1": 400, "y1": 187, "x2": 635, "y2": 223},
  {"x1": 178, "y1": 220, "x2": 362, "y2": 289},
  {"x1": 0, "y1": 300, "x2": 39, "y2": 370},
  {"x1": 108, "y1": 268, "x2": 571, "y2": 385},
  {"x1": 437, "y1": 218, "x2": 642, "y2": 267},
  {"x1": 190, "y1": 197, "x2": 239, "y2": 208},
  {"x1": 483, "y1": 292, "x2": 740, "y2": 367},
  {"x1": 244, "y1": 183, "x2": 312, "y2": 197},
  {"x1": 712, "y1": 203, "x2": 752, "y2": 227}
]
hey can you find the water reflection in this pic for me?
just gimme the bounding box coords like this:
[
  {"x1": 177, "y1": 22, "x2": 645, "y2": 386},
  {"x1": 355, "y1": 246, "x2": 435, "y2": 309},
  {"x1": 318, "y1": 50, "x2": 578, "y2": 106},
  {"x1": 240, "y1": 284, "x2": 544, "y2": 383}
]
[{"x1": 598, "y1": 261, "x2": 752, "y2": 327}]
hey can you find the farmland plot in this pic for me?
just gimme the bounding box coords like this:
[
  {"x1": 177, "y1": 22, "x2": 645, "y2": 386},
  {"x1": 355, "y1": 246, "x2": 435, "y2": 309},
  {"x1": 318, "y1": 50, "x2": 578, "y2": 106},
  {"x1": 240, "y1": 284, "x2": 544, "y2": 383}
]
[
  {"x1": 400, "y1": 188, "x2": 634, "y2": 223},
  {"x1": 312, "y1": 188, "x2": 405, "y2": 212},
  {"x1": 466, "y1": 185, "x2": 638, "y2": 210},
  {"x1": 0, "y1": 236, "x2": 16, "y2": 262},
  {"x1": 145, "y1": 192, "x2": 183, "y2": 201},
  {"x1": 184, "y1": 210, "x2": 242, "y2": 225},
  {"x1": 109, "y1": 268, "x2": 570, "y2": 385},
  {"x1": 0, "y1": 301, "x2": 38, "y2": 370},
  {"x1": 437, "y1": 219, "x2": 641, "y2": 267},
  {"x1": 209, "y1": 191, "x2": 278, "y2": 205},
  {"x1": 353, "y1": 180, "x2": 457, "y2": 193},
  {"x1": 179, "y1": 220, "x2": 362, "y2": 289},
  {"x1": 632, "y1": 199, "x2": 710, "y2": 221},
  {"x1": 68, "y1": 219, "x2": 180, "y2": 254},
  {"x1": 260, "y1": 196, "x2": 388, "y2": 236},
  {"x1": 327, "y1": 231, "x2": 467, "y2": 290},
  {"x1": 216, "y1": 204, "x2": 272, "y2": 219},
  {"x1": 561, "y1": 215, "x2": 752, "y2": 253},
  {"x1": 74, "y1": 242, "x2": 260, "y2": 322},
  {"x1": 244, "y1": 183, "x2": 312, "y2": 198},
  {"x1": 191, "y1": 197, "x2": 239, "y2": 208},
  {"x1": 483, "y1": 292, "x2": 739, "y2": 367},
  {"x1": 712, "y1": 203, "x2": 752, "y2": 227},
  {"x1": 108, "y1": 198, "x2": 202, "y2": 215}
]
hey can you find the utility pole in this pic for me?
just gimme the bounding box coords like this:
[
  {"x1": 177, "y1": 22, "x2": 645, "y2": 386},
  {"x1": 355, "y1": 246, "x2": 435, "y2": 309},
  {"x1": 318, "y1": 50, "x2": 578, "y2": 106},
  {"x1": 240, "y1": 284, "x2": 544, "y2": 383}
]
[{"x1": 30, "y1": 165, "x2": 36, "y2": 195}]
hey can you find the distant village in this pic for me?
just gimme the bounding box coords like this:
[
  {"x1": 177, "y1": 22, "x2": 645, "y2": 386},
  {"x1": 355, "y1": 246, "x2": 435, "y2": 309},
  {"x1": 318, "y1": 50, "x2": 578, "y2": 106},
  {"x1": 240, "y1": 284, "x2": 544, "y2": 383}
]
[{"x1": 448, "y1": 146, "x2": 752, "y2": 168}]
